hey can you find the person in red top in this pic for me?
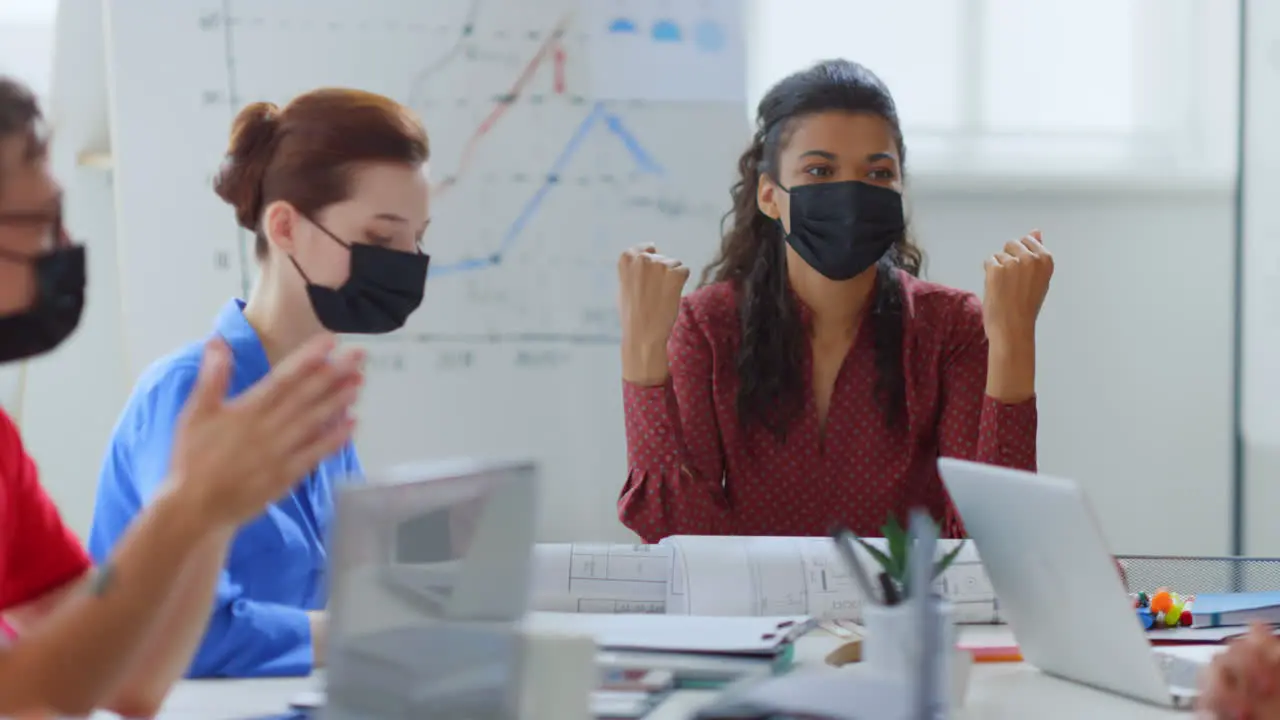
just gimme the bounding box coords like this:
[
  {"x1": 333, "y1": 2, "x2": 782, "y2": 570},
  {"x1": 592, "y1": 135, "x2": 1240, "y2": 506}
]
[
  {"x1": 0, "y1": 76, "x2": 365, "y2": 717},
  {"x1": 616, "y1": 59, "x2": 1053, "y2": 543}
]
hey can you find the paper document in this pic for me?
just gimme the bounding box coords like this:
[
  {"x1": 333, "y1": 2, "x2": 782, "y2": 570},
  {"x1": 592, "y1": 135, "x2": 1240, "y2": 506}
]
[
  {"x1": 695, "y1": 665, "x2": 913, "y2": 720},
  {"x1": 525, "y1": 611, "x2": 813, "y2": 655},
  {"x1": 531, "y1": 543, "x2": 671, "y2": 614},
  {"x1": 660, "y1": 535, "x2": 1002, "y2": 624}
]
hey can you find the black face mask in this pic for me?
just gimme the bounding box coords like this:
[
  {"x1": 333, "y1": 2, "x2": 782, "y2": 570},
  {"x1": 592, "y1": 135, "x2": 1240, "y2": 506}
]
[
  {"x1": 289, "y1": 221, "x2": 430, "y2": 334},
  {"x1": 776, "y1": 180, "x2": 906, "y2": 281},
  {"x1": 0, "y1": 243, "x2": 86, "y2": 363}
]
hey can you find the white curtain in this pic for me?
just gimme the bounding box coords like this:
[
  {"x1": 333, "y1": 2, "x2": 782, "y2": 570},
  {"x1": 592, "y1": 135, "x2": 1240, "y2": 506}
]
[{"x1": 749, "y1": 0, "x2": 1239, "y2": 183}]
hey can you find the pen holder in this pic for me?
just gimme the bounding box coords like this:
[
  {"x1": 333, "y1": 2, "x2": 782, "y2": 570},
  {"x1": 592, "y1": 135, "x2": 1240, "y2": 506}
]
[{"x1": 861, "y1": 598, "x2": 956, "y2": 715}]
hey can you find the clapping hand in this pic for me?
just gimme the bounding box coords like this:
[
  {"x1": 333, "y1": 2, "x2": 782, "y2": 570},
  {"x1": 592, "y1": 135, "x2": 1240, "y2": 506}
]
[{"x1": 170, "y1": 333, "x2": 364, "y2": 529}]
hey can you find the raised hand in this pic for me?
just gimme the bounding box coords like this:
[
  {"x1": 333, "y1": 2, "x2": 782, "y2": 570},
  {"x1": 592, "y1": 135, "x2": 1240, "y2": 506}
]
[
  {"x1": 169, "y1": 333, "x2": 364, "y2": 528},
  {"x1": 982, "y1": 230, "x2": 1054, "y2": 347},
  {"x1": 617, "y1": 244, "x2": 690, "y2": 385}
]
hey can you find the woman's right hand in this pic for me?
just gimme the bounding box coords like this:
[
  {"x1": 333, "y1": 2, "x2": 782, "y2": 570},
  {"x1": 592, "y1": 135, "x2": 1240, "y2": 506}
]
[
  {"x1": 1199, "y1": 624, "x2": 1280, "y2": 719},
  {"x1": 169, "y1": 333, "x2": 364, "y2": 530},
  {"x1": 617, "y1": 244, "x2": 689, "y2": 385}
]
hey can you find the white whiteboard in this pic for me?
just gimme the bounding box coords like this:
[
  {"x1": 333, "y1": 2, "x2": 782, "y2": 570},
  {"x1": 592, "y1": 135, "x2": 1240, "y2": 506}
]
[{"x1": 102, "y1": 0, "x2": 748, "y2": 542}]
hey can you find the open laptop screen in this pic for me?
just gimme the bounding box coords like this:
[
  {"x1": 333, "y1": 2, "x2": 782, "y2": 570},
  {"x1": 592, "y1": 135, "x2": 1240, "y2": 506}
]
[{"x1": 324, "y1": 458, "x2": 539, "y2": 720}]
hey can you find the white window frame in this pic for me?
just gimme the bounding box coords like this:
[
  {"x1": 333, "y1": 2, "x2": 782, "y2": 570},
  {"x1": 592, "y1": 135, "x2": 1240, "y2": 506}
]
[{"x1": 748, "y1": 0, "x2": 1239, "y2": 192}]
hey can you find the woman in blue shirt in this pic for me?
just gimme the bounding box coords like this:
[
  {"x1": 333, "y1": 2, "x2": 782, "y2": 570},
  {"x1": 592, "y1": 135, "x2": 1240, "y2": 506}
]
[{"x1": 88, "y1": 88, "x2": 432, "y2": 678}]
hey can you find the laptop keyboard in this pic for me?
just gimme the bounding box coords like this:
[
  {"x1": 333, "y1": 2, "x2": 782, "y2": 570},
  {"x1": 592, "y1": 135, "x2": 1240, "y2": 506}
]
[{"x1": 1155, "y1": 649, "x2": 1209, "y2": 690}]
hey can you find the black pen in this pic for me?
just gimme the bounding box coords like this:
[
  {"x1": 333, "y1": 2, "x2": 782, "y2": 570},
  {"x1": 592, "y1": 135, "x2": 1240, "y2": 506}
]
[
  {"x1": 878, "y1": 571, "x2": 900, "y2": 606},
  {"x1": 829, "y1": 525, "x2": 882, "y2": 607}
]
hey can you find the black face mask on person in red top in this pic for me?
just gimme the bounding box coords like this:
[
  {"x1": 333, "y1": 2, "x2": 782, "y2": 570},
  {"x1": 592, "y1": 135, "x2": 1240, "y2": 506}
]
[
  {"x1": 774, "y1": 179, "x2": 905, "y2": 281},
  {"x1": 0, "y1": 208, "x2": 85, "y2": 363}
]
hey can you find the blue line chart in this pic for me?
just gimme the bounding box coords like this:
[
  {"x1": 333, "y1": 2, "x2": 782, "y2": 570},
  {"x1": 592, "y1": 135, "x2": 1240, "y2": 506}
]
[{"x1": 430, "y1": 102, "x2": 664, "y2": 278}]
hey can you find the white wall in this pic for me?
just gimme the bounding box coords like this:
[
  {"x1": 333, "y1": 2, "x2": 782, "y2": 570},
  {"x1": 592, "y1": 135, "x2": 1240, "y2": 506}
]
[
  {"x1": 912, "y1": 182, "x2": 1234, "y2": 556},
  {"x1": 0, "y1": 1, "x2": 1241, "y2": 556},
  {"x1": 0, "y1": 8, "x2": 56, "y2": 415},
  {"x1": 0, "y1": 23, "x2": 53, "y2": 107},
  {"x1": 0, "y1": 0, "x2": 128, "y2": 538},
  {"x1": 19, "y1": 180, "x2": 1239, "y2": 554},
  {"x1": 1241, "y1": 0, "x2": 1280, "y2": 557},
  {"x1": 744, "y1": 0, "x2": 1240, "y2": 556}
]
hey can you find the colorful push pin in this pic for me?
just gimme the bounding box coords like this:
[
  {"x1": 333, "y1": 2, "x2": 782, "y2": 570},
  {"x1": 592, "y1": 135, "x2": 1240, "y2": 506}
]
[
  {"x1": 1166, "y1": 601, "x2": 1183, "y2": 627},
  {"x1": 1180, "y1": 611, "x2": 1193, "y2": 627},
  {"x1": 1137, "y1": 608, "x2": 1155, "y2": 629},
  {"x1": 1137, "y1": 591, "x2": 1149, "y2": 609},
  {"x1": 1150, "y1": 590, "x2": 1173, "y2": 615}
]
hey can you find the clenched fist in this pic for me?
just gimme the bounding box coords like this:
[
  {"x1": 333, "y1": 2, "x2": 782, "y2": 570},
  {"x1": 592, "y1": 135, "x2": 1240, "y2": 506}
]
[
  {"x1": 982, "y1": 230, "x2": 1054, "y2": 346},
  {"x1": 617, "y1": 244, "x2": 690, "y2": 386}
]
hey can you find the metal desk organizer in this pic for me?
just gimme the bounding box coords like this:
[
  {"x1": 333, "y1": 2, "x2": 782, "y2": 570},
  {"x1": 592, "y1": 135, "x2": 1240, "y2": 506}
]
[
  {"x1": 1115, "y1": 555, "x2": 1280, "y2": 595},
  {"x1": 1115, "y1": 555, "x2": 1280, "y2": 633}
]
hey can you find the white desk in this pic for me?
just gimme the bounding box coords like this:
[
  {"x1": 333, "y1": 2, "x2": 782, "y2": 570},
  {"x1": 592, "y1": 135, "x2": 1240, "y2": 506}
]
[
  {"x1": 647, "y1": 627, "x2": 1189, "y2": 720},
  {"x1": 133, "y1": 627, "x2": 1189, "y2": 719}
]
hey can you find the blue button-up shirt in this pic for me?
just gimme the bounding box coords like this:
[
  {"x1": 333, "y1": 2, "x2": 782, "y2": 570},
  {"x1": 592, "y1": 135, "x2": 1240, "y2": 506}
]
[{"x1": 88, "y1": 299, "x2": 362, "y2": 678}]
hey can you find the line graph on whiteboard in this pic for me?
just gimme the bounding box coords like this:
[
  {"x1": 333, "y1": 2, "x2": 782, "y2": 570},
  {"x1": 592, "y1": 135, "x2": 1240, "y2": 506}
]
[{"x1": 210, "y1": 0, "x2": 744, "y2": 350}]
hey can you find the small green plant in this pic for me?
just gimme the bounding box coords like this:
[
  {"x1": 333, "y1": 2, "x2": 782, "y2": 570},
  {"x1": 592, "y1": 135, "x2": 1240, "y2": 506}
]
[{"x1": 855, "y1": 513, "x2": 966, "y2": 601}]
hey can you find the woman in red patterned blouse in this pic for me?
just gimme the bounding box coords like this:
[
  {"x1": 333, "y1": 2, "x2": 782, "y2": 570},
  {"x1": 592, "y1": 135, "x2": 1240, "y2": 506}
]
[{"x1": 616, "y1": 59, "x2": 1054, "y2": 543}]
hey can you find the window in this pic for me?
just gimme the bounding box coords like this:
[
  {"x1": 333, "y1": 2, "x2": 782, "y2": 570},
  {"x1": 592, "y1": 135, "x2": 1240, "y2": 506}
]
[
  {"x1": 0, "y1": 0, "x2": 57, "y2": 24},
  {"x1": 748, "y1": 0, "x2": 1239, "y2": 183},
  {"x1": 981, "y1": 0, "x2": 1135, "y2": 134},
  {"x1": 749, "y1": 0, "x2": 966, "y2": 134}
]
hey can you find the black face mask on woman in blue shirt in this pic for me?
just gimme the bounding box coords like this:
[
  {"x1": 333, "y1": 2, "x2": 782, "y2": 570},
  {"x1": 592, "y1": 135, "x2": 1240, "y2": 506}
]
[
  {"x1": 774, "y1": 179, "x2": 905, "y2": 281},
  {"x1": 288, "y1": 220, "x2": 430, "y2": 335}
]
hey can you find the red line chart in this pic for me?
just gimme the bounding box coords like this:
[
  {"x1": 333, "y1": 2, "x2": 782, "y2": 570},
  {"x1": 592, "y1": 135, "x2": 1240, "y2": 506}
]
[{"x1": 433, "y1": 11, "x2": 574, "y2": 200}]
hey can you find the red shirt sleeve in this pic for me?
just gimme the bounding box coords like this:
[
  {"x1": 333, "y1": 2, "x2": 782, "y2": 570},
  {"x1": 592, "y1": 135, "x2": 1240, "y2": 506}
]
[
  {"x1": 0, "y1": 410, "x2": 91, "y2": 612},
  {"x1": 619, "y1": 298, "x2": 735, "y2": 542},
  {"x1": 934, "y1": 293, "x2": 1038, "y2": 536}
]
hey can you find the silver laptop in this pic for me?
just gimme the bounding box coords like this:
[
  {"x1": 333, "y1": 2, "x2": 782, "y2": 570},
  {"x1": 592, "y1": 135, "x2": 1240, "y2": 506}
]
[
  {"x1": 937, "y1": 457, "x2": 1205, "y2": 710},
  {"x1": 310, "y1": 458, "x2": 541, "y2": 719}
]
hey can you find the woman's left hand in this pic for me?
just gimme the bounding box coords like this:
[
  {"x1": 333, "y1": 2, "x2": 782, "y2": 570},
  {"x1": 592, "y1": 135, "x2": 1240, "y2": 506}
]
[{"x1": 981, "y1": 231, "x2": 1054, "y2": 347}]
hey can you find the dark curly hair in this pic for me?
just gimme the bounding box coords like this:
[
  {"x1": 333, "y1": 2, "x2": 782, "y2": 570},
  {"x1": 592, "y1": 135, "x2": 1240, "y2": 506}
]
[{"x1": 700, "y1": 59, "x2": 924, "y2": 439}]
